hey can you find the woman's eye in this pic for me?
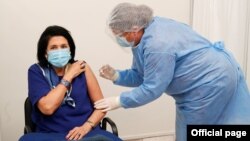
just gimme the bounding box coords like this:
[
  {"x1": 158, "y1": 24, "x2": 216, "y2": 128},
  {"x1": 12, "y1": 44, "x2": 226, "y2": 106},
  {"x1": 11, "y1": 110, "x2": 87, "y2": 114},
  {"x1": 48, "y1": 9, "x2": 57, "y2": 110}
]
[
  {"x1": 61, "y1": 45, "x2": 69, "y2": 49},
  {"x1": 50, "y1": 46, "x2": 57, "y2": 50}
]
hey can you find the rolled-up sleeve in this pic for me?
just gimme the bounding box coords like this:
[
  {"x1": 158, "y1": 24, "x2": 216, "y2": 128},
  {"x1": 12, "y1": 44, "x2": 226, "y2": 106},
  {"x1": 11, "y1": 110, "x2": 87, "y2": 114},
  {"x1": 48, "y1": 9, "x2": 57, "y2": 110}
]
[{"x1": 28, "y1": 64, "x2": 51, "y2": 106}]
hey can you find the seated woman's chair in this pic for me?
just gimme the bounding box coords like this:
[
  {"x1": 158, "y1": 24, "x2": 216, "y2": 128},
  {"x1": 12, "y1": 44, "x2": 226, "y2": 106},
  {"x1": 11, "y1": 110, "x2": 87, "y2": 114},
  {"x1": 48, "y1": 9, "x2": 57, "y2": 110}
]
[{"x1": 24, "y1": 97, "x2": 119, "y2": 136}]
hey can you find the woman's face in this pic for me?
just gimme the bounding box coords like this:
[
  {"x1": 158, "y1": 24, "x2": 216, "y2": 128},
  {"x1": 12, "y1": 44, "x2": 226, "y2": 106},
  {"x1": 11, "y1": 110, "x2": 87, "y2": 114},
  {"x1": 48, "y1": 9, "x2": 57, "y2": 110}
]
[
  {"x1": 45, "y1": 36, "x2": 72, "y2": 68},
  {"x1": 46, "y1": 36, "x2": 70, "y2": 53}
]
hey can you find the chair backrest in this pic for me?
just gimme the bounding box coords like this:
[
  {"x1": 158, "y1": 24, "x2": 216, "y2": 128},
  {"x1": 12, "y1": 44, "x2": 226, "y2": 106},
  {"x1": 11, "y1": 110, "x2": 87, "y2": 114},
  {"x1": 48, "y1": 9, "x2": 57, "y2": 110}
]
[{"x1": 24, "y1": 97, "x2": 36, "y2": 133}]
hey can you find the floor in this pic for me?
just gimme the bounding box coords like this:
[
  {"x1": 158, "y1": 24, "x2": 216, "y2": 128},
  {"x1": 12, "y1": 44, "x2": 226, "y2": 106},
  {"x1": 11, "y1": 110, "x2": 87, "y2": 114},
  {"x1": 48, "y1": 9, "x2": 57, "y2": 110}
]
[{"x1": 125, "y1": 135, "x2": 175, "y2": 141}]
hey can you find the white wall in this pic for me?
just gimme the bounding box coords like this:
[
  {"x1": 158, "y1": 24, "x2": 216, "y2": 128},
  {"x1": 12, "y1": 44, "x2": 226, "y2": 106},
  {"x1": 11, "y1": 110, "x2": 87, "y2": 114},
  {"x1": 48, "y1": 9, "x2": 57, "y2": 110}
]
[{"x1": 0, "y1": 0, "x2": 191, "y2": 141}]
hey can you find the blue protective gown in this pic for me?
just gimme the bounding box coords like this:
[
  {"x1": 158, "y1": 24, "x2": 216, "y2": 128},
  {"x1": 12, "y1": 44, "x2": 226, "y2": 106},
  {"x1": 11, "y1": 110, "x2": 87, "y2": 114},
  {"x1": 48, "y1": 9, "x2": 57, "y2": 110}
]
[{"x1": 114, "y1": 17, "x2": 250, "y2": 141}]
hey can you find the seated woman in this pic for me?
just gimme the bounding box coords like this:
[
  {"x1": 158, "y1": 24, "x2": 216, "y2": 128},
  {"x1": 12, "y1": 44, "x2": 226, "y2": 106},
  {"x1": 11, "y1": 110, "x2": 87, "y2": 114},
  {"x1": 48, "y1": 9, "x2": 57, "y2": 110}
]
[{"x1": 19, "y1": 25, "x2": 122, "y2": 141}]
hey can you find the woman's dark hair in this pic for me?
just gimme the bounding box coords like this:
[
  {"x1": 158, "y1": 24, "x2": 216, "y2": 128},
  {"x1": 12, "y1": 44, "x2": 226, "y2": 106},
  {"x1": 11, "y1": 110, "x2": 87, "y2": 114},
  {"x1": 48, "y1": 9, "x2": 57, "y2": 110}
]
[{"x1": 37, "y1": 25, "x2": 76, "y2": 67}]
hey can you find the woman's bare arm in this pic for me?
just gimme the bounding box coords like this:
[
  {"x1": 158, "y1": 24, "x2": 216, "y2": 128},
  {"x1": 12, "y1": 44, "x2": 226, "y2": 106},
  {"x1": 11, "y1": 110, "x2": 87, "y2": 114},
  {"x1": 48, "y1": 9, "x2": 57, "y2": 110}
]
[
  {"x1": 66, "y1": 63, "x2": 106, "y2": 140},
  {"x1": 84, "y1": 63, "x2": 106, "y2": 126}
]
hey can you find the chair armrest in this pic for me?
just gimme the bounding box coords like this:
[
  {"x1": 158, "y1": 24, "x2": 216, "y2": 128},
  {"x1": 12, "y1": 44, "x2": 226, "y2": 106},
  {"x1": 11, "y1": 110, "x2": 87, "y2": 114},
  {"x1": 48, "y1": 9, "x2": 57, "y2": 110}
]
[{"x1": 101, "y1": 117, "x2": 119, "y2": 136}]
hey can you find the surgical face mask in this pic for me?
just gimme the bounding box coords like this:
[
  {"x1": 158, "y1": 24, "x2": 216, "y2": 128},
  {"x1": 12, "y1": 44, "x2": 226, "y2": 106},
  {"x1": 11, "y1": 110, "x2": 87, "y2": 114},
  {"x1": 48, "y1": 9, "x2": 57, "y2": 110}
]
[
  {"x1": 47, "y1": 48, "x2": 71, "y2": 68},
  {"x1": 116, "y1": 36, "x2": 134, "y2": 47}
]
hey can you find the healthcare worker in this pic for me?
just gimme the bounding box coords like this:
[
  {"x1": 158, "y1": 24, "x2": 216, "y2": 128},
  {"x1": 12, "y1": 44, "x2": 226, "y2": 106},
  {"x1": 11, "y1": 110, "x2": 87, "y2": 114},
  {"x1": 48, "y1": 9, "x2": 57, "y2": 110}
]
[{"x1": 94, "y1": 2, "x2": 250, "y2": 141}]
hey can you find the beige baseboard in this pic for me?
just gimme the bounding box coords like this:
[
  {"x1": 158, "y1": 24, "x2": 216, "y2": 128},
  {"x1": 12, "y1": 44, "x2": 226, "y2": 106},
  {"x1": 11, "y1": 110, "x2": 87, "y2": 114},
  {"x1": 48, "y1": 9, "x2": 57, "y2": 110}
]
[{"x1": 121, "y1": 131, "x2": 175, "y2": 141}]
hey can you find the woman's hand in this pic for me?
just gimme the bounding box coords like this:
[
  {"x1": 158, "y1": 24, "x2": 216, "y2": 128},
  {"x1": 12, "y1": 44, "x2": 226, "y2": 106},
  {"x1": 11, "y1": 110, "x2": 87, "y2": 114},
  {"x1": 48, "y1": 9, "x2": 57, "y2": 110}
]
[
  {"x1": 65, "y1": 123, "x2": 92, "y2": 140},
  {"x1": 64, "y1": 60, "x2": 86, "y2": 82}
]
